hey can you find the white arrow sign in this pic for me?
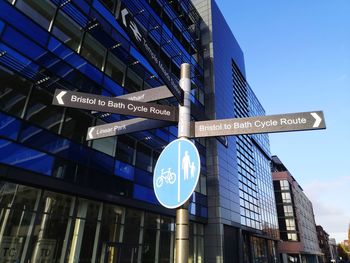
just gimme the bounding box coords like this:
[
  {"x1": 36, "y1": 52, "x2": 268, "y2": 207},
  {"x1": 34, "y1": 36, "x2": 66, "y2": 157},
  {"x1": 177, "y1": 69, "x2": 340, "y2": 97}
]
[
  {"x1": 311, "y1": 112, "x2": 322, "y2": 128},
  {"x1": 192, "y1": 111, "x2": 326, "y2": 138},
  {"x1": 56, "y1": 91, "x2": 67, "y2": 105},
  {"x1": 88, "y1": 127, "x2": 95, "y2": 140},
  {"x1": 86, "y1": 118, "x2": 170, "y2": 140},
  {"x1": 121, "y1": 8, "x2": 128, "y2": 27}
]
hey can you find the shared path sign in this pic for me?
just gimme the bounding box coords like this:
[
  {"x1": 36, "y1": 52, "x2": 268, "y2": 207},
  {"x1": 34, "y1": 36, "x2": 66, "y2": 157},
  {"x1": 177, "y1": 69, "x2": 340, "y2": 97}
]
[
  {"x1": 192, "y1": 111, "x2": 325, "y2": 138},
  {"x1": 52, "y1": 89, "x2": 178, "y2": 122},
  {"x1": 153, "y1": 138, "x2": 200, "y2": 209}
]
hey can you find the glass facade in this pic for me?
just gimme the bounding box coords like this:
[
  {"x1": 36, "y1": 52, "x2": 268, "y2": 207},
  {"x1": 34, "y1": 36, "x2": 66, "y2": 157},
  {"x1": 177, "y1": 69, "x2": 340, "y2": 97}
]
[
  {"x1": 0, "y1": 0, "x2": 282, "y2": 262},
  {"x1": 0, "y1": 0, "x2": 207, "y2": 201},
  {"x1": 0, "y1": 180, "x2": 204, "y2": 262},
  {"x1": 194, "y1": 1, "x2": 279, "y2": 262},
  {"x1": 232, "y1": 61, "x2": 278, "y2": 239},
  {"x1": 0, "y1": 0, "x2": 206, "y2": 261}
]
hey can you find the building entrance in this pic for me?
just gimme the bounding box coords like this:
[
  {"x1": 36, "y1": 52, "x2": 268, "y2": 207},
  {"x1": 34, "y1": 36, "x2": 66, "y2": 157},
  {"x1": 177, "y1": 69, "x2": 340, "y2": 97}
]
[{"x1": 105, "y1": 243, "x2": 138, "y2": 263}]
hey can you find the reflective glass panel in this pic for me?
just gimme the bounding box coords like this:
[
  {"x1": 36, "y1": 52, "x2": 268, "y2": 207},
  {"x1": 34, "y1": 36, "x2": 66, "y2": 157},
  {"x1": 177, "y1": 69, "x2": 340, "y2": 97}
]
[
  {"x1": 15, "y1": 0, "x2": 56, "y2": 30},
  {"x1": 135, "y1": 143, "x2": 152, "y2": 172},
  {"x1": 0, "y1": 69, "x2": 30, "y2": 117},
  {"x1": 80, "y1": 33, "x2": 106, "y2": 69},
  {"x1": 105, "y1": 52, "x2": 126, "y2": 86},
  {"x1": 123, "y1": 209, "x2": 142, "y2": 244},
  {"x1": 25, "y1": 88, "x2": 63, "y2": 133},
  {"x1": 52, "y1": 10, "x2": 82, "y2": 52},
  {"x1": 116, "y1": 135, "x2": 135, "y2": 165},
  {"x1": 61, "y1": 108, "x2": 93, "y2": 144}
]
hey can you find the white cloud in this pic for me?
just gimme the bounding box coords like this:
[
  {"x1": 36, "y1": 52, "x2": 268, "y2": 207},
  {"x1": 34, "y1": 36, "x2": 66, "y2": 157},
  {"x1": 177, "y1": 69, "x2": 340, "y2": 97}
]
[{"x1": 303, "y1": 176, "x2": 350, "y2": 243}]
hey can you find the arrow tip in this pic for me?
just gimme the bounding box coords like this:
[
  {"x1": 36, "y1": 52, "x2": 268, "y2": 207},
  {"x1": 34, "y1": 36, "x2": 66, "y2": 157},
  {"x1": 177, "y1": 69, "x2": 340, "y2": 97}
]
[
  {"x1": 88, "y1": 127, "x2": 95, "y2": 140},
  {"x1": 56, "y1": 91, "x2": 67, "y2": 105},
  {"x1": 121, "y1": 8, "x2": 128, "y2": 27},
  {"x1": 311, "y1": 112, "x2": 322, "y2": 128}
]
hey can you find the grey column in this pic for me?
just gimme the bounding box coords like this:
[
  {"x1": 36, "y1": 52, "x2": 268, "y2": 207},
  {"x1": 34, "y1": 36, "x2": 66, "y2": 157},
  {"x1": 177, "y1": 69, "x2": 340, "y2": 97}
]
[{"x1": 175, "y1": 63, "x2": 191, "y2": 263}]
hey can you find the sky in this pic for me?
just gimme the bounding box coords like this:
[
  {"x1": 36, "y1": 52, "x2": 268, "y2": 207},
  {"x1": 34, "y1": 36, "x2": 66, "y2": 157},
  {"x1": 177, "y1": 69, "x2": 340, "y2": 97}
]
[{"x1": 215, "y1": 0, "x2": 350, "y2": 243}]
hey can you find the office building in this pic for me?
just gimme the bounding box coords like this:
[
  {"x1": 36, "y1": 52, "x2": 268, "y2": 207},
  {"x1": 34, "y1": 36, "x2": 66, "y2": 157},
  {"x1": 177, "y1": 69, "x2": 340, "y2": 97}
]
[
  {"x1": 194, "y1": 0, "x2": 279, "y2": 262},
  {"x1": 328, "y1": 238, "x2": 338, "y2": 262},
  {"x1": 272, "y1": 155, "x2": 322, "y2": 263},
  {"x1": 0, "y1": 0, "x2": 278, "y2": 262},
  {"x1": 316, "y1": 225, "x2": 331, "y2": 263}
]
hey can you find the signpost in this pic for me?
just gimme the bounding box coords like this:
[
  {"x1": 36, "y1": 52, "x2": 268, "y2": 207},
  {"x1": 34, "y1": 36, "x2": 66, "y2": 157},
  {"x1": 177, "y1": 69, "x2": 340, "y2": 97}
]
[
  {"x1": 52, "y1": 59, "x2": 326, "y2": 263},
  {"x1": 116, "y1": 5, "x2": 183, "y2": 103},
  {"x1": 192, "y1": 111, "x2": 325, "y2": 138},
  {"x1": 52, "y1": 89, "x2": 178, "y2": 122}
]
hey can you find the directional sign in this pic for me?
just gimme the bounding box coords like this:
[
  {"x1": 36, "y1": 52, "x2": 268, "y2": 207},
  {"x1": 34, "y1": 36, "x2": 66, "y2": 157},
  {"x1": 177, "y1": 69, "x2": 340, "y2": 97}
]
[
  {"x1": 192, "y1": 111, "x2": 326, "y2": 138},
  {"x1": 92, "y1": 85, "x2": 174, "y2": 116},
  {"x1": 118, "y1": 85, "x2": 174, "y2": 102},
  {"x1": 52, "y1": 89, "x2": 178, "y2": 122},
  {"x1": 153, "y1": 138, "x2": 200, "y2": 209},
  {"x1": 87, "y1": 118, "x2": 170, "y2": 140},
  {"x1": 117, "y1": 6, "x2": 183, "y2": 103}
]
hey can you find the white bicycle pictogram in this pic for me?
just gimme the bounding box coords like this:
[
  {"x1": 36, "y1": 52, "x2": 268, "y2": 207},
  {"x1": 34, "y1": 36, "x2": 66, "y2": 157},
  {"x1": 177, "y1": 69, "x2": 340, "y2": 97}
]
[{"x1": 156, "y1": 168, "x2": 176, "y2": 188}]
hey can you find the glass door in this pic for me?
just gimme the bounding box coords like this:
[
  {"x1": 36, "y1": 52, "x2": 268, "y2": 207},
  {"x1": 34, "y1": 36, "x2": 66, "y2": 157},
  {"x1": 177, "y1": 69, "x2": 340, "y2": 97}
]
[{"x1": 105, "y1": 243, "x2": 138, "y2": 263}]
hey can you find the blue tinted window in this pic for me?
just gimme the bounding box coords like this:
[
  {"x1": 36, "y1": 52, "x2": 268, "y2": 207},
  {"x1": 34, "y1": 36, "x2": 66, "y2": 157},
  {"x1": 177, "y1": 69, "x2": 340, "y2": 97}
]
[
  {"x1": 115, "y1": 160, "x2": 135, "y2": 181},
  {"x1": 0, "y1": 69, "x2": 31, "y2": 118},
  {"x1": 48, "y1": 36, "x2": 74, "y2": 59},
  {"x1": 52, "y1": 10, "x2": 82, "y2": 52},
  {"x1": 19, "y1": 124, "x2": 69, "y2": 154},
  {"x1": 0, "y1": 139, "x2": 53, "y2": 175},
  {"x1": 15, "y1": 0, "x2": 56, "y2": 30},
  {"x1": 0, "y1": 113, "x2": 21, "y2": 140},
  {"x1": 0, "y1": 1, "x2": 48, "y2": 45},
  {"x1": 57, "y1": 141, "x2": 90, "y2": 164},
  {"x1": 60, "y1": 3, "x2": 89, "y2": 28},
  {"x1": 2, "y1": 27, "x2": 46, "y2": 61},
  {"x1": 73, "y1": 0, "x2": 90, "y2": 13},
  {"x1": 200, "y1": 206, "x2": 208, "y2": 218},
  {"x1": 61, "y1": 108, "x2": 93, "y2": 144},
  {"x1": 48, "y1": 60, "x2": 74, "y2": 79},
  {"x1": 0, "y1": 43, "x2": 40, "y2": 81},
  {"x1": 0, "y1": 21, "x2": 4, "y2": 35},
  {"x1": 134, "y1": 168, "x2": 152, "y2": 188},
  {"x1": 25, "y1": 88, "x2": 63, "y2": 133},
  {"x1": 105, "y1": 52, "x2": 126, "y2": 87},
  {"x1": 103, "y1": 77, "x2": 123, "y2": 96},
  {"x1": 130, "y1": 46, "x2": 157, "y2": 77},
  {"x1": 93, "y1": 0, "x2": 115, "y2": 25},
  {"x1": 63, "y1": 53, "x2": 86, "y2": 69},
  {"x1": 154, "y1": 128, "x2": 169, "y2": 142},
  {"x1": 90, "y1": 150, "x2": 114, "y2": 174},
  {"x1": 77, "y1": 62, "x2": 103, "y2": 85},
  {"x1": 189, "y1": 203, "x2": 196, "y2": 215},
  {"x1": 133, "y1": 184, "x2": 158, "y2": 204}
]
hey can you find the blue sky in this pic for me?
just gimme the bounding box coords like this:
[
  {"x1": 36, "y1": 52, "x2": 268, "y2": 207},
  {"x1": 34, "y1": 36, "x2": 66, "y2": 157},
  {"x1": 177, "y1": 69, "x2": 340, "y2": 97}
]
[{"x1": 215, "y1": 0, "x2": 350, "y2": 242}]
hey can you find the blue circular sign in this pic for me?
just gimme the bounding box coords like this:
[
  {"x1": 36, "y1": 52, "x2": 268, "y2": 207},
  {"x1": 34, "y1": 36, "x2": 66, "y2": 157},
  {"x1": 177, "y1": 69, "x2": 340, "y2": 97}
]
[{"x1": 153, "y1": 138, "x2": 201, "y2": 209}]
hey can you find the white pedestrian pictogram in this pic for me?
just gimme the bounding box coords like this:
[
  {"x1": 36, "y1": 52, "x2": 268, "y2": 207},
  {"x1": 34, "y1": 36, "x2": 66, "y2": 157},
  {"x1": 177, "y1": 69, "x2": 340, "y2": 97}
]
[
  {"x1": 182, "y1": 151, "x2": 191, "y2": 180},
  {"x1": 190, "y1": 162, "x2": 196, "y2": 178},
  {"x1": 156, "y1": 168, "x2": 176, "y2": 188}
]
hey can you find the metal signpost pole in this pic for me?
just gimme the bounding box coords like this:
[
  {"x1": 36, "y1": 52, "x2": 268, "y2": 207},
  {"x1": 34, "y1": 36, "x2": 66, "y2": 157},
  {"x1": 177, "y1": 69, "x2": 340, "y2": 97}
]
[{"x1": 176, "y1": 63, "x2": 191, "y2": 263}]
